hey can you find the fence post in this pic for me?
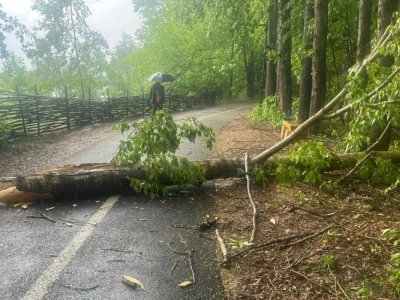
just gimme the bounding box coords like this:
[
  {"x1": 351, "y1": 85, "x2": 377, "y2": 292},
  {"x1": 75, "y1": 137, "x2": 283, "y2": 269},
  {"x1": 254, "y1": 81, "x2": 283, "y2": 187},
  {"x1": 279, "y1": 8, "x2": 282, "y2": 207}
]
[
  {"x1": 88, "y1": 86, "x2": 92, "y2": 123},
  {"x1": 65, "y1": 86, "x2": 71, "y2": 130},
  {"x1": 34, "y1": 84, "x2": 40, "y2": 135},
  {"x1": 16, "y1": 86, "x2": 27, "y2": 135}
]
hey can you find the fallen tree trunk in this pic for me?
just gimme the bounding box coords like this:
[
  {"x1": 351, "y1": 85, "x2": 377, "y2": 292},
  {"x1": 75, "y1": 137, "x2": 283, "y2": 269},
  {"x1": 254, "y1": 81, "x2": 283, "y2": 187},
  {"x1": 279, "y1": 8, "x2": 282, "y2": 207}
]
[{"x1": 7, "y1": 151, "x2": 400, "y2": 198}]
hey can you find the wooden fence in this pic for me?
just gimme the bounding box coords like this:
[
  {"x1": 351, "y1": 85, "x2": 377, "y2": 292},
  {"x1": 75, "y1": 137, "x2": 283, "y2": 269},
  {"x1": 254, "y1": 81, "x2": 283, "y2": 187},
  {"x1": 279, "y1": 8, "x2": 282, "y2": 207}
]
[{"x1": 0, "y1": 89, "x2": 211, "y2": 139}]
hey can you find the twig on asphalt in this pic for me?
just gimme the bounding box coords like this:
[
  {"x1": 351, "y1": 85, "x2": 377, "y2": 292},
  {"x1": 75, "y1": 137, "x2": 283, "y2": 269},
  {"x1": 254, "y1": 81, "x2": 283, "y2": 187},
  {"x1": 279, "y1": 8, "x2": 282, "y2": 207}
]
[
  {"x1": 26, "y1": 210, "x2": 56, "y2": 223},
  {"x1": 178, "y1": 233, "x2": 196, "y2": 284},
  {"x1": 170, "y1": 260, "x2": 178, "y2": 278},
  {"x1": 57, "y1": 282, "x2": 100, "y2": 291},
  {"x1": 101, "y1": 248, "x2": 134, "y2": 253},
  {"x1": 167, "y1": 242, "x2": 189, "y2": 255}
]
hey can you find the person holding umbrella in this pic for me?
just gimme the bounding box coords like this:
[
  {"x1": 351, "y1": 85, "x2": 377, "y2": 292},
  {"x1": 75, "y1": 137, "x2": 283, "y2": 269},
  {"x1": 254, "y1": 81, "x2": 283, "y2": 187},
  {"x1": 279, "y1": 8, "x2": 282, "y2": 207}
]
[
  {"x1": 147, "y1": 72, "x2": 176, "y2": 115},
  {"x1": 150, "y1": 81, "x2": 165, "y2": 114}
]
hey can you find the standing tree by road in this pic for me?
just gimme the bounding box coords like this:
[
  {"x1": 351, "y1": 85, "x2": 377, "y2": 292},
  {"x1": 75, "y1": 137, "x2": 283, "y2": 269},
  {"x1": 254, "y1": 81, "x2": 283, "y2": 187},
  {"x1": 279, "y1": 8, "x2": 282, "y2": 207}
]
[{"x1": 28, "y1": 0, "x2": 108, "y2": 96}]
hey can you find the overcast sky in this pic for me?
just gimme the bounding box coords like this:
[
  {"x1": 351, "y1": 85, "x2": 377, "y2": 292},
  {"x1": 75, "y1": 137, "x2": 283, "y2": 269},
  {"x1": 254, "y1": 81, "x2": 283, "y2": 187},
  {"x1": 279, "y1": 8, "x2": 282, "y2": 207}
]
[{"x1": 2, "y1": 0, "x2": 143, "y2": 55}]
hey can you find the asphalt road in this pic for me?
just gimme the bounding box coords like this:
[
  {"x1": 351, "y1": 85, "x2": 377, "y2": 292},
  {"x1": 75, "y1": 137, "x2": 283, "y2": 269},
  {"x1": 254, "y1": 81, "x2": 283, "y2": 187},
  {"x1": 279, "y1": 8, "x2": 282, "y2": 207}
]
[{"x1": 0, "y1": 102, "x2": 253, "y2": 300}]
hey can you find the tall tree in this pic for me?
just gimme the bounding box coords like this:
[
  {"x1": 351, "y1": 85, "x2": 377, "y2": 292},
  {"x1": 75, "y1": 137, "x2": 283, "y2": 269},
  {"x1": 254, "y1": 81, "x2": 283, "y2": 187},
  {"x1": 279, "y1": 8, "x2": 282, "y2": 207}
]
[
  {"x1": 29, "y1": 0, "x2": 108, "y2": 96},
  {"x1": 369, "y1": 0, "x2": 399, "y2": 150},
  {"x1": 356, "y1": 0, "x2": 373, "y2": 63},
  {"x1": 298, "y1": 0, "x2": 314, "y2": 122},
  {"x1": 277, "y1": 0, "x2": 292, "y2": 114},
  {"x1": 309, "y1": 0, "x2": 328, "y2": 133},
  {"x1": 265, "y1": 0, "x2": 278, "y2": 98},
  {"x1": 0, "y1": 4, "x2": 30, "y2": 59}
]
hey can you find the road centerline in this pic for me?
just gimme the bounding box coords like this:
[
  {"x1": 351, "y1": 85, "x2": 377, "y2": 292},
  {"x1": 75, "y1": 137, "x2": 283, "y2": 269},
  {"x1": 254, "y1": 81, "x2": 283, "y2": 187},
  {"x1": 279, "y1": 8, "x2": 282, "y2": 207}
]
[{"x1": 21, "y1": 195, "x2": 120, "y2": 300}]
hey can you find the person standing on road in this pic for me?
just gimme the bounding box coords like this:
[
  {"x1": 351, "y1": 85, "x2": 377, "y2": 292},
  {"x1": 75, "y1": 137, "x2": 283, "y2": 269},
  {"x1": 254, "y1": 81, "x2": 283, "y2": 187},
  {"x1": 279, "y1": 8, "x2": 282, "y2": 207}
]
[{"x1": 150, "y1": 82, "x2": 165, "y2": 115}]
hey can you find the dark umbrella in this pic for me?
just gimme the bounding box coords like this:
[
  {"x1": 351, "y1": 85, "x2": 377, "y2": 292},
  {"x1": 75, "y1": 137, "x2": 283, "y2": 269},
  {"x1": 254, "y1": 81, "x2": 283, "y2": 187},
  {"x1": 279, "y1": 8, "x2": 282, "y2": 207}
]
[{"x1": 147, "y1": 72, "x2": 176, "y2": 83}]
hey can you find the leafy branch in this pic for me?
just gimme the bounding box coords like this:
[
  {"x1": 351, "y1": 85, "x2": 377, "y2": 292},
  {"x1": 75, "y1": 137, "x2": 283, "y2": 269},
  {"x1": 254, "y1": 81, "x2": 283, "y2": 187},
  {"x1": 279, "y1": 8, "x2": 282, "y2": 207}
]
[{"x1": 112, "y1": 110, "x2": 215, "y2": 197}]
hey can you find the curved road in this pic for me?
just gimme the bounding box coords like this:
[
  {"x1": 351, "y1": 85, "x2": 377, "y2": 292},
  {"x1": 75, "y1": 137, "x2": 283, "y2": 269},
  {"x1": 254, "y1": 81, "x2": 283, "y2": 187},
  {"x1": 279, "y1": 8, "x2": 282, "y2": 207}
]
[{"x1": 0, "y1": 102, "x2": 253, "y2": 300}]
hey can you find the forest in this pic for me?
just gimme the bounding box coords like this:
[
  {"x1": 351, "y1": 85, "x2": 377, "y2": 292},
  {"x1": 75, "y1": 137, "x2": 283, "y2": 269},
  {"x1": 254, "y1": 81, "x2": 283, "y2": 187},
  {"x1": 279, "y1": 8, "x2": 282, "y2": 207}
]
[{"x1": 0, "y1": 0, "x2": 399, "y2": 152}]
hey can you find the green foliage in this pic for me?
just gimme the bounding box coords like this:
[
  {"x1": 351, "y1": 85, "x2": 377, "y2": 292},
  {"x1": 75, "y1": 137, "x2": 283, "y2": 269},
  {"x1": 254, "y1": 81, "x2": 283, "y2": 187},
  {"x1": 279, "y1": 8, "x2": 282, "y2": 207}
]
[
  {"x1": 250, "y1": 164, "x2": 274, "y2": 187},
  {"x1": 370, "y1": 245, "x2": 382, "y2": 256},
  {"x1": 227, "y1": 239, "x2": 253, "y2": 249},
  {"x1": 381, "y1": 228, "x2": 400, "y2": 293},
  {"x1": 311, "y1": 253, "x2": 335, "y2": 271},
  {"x1": 359, "y1": 158, "x2": 400, "y2": 186},
  {"x1": 388, "y1": 253, "x2": 400, "y2": 293},
  {"x1": 250, "y1": 96, "x2": 283, "y2": 126},
  {"x1": 357, "y1": 280, "x2": 373, "y2": 299},
  {"x1": 275, "y1": 141, "x2": 333, "y2": 185},
  {"x1": 113, "y1": 110, "x2": 215, "y2": 197},
  {"x1": 0, "y1": 120, "x2": 10, "y2": 146},
  {"x1": 382, "y1": 228, "x2": 400, "y2": 246}
]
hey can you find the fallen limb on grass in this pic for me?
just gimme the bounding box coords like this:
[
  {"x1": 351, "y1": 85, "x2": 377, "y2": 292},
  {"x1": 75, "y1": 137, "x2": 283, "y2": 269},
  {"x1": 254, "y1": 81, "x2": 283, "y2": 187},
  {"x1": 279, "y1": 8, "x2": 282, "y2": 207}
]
[{"x1": 226, "y1": 224, "x2": 338, "y2": 262}]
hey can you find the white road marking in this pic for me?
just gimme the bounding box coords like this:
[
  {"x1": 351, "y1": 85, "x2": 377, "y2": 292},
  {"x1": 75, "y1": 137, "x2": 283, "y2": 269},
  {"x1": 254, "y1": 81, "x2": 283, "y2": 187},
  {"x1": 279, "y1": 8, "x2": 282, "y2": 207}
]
[
  {"x1": 21, "y1": 195, "x2": 120, "y2": 300},
  {"x1": 197, "y1": 105, "x2": 252, "y2": 121}
]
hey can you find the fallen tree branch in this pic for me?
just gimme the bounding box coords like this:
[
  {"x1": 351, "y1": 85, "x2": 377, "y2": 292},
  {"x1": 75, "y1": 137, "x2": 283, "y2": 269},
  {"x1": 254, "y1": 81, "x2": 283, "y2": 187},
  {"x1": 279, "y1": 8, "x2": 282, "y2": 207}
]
[
  {"x1": 8, "y1": 152, "x2": 400, "y2": 197},
  {"x1": 338, "y1": 121, "x2": 392, "y2": 183},
  {"x1": 337, "y1": 152, "x2": 372, "y2": 183},
  {"x1": 279, "y1": 225, "x2": 336, "y2": 249},
  {"x1": 324, "y1": 66, "x2": 400, "y2": 120},
  {"x1": 245, "y1": 153, "x2": 257, "y2": 243},
  {"x1": 288, "y1": 205, "x2": 337, "y2": 218},
  {"x1": 250, "y1": 23, "x2": 395, "y2": 165},
  {"x1": 228, "y1": 224, "x2": 338, "y2": 261}
]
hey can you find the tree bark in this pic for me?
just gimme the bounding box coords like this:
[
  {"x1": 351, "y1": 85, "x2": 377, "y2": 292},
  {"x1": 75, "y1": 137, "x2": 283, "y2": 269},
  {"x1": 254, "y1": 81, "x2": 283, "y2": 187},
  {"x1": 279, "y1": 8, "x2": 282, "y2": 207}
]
[
  {"x1": 265, "y1": 0, "x2": 278, "y2": 98},
  {"x1": 277, "y1": 0, "x2": 292, "y2": 115},
  {"x1": 369, "y1": 0, "x2": 399, "y2": 151},
  {"x1": 298, "y1": 0, "x2": 314, "y2": 123},
  {"x1": 244, "y1": 48, "x2": 256, "y2": 100},
  {"x1": 356, "y1": 0, "x2": 373, "y2": 63},
  {"x1": 10, "y1": 152, "x2": 400, "y2": 197},
  {"x1": 309, "y1": 0, "x2": 328, "y2": 133}
]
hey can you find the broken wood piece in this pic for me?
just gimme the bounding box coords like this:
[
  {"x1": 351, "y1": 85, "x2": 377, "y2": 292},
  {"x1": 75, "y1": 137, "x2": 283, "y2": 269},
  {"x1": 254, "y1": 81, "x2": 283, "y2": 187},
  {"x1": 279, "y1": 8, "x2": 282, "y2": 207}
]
[
  {"x1": 122, "y1": 275, "x2": 144, "y2": 290},
  {"x1": 245, "y1": 153, "x2": 257, "y2": 243},
  {"x1": 215, "y1": 229, "x2": 228, "y2": 263},
  {"x1": 178, "y1": 280, "x2": 193, "y2": 288},
  {"x1": 0, "y1": 186, "x2": 51, "y2": 204}
]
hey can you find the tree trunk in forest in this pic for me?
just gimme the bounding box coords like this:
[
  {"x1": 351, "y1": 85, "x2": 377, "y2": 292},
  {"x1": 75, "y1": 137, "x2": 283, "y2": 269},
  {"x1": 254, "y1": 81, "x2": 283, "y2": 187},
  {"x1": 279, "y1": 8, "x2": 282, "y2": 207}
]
[
  {"x1": 277, "y1": 0, "x2": 292, "y2": 115},
  {"x1": 9, "y1": 151, "x2": 400, "y2": 198},
  {"x1": 265, "y1": 0, "x2": 278, "y2": 98},
  {"x1": 298, "y1": 0, "x2": 314, "y2": 123},
  {"x1": 244, "y1": 48, "x2": 256, "y2": 100},
  {"x1": 369, "y1": 0, "x2": 399, "y2": 151},
  {"x1": 357, "y1": 0, "x2": 373, "y2": 63},
  {"x1": 309, "y1": 0, "x2": 328, "y2": 134}
]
